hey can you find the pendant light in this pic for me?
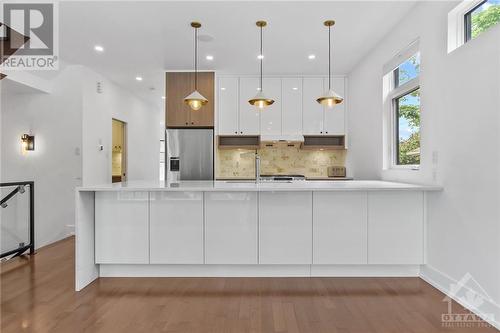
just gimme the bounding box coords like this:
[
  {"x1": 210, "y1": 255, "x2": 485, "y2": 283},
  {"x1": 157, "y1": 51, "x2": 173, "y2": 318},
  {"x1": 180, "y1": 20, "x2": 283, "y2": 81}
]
[
  {"x1": 248, "y1": 20, "x2": 274, "y2": 110},
  {"x1": 184, "y1": 22, "x2": 208, "y2": 111},
  {"x1": 316, "y1": 20, "x2": 343, "y2": 108}
]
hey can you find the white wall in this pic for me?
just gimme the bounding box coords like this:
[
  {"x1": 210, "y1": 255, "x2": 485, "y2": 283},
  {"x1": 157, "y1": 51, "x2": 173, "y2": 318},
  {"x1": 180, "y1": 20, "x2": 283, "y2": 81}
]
[
  {"x1": 81, "y1": 68, "x2": 162, "y2": 186},
  {"x1": 1, "y1": 66, "x2": 83, "y2": 248},
  {"x1": 1, "y1": 65, "x2": 162, "y2": 249},
  {"x1": 348, "y1": 0, "x2": 500, "y2": 326}
]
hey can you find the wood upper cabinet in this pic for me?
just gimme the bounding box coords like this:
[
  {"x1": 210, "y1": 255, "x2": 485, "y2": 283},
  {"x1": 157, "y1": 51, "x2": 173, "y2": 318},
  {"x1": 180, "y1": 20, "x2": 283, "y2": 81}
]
[{"x1": 165, "y1": 72, "x2": 214, "y2": 128}]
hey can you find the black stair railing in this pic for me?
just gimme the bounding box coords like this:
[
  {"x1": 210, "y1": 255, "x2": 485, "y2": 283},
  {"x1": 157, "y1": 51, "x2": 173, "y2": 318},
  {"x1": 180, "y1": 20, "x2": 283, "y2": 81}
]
[{"x1": 0, "y1": 181, "x2": 35, "y2": 258}]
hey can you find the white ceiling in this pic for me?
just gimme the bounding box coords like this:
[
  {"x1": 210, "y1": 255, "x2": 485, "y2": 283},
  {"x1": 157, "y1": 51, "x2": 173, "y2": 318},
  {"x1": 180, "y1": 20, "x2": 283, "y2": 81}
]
[{"x1": 58, "y1": 1, "x2": 418, "y2": 107}]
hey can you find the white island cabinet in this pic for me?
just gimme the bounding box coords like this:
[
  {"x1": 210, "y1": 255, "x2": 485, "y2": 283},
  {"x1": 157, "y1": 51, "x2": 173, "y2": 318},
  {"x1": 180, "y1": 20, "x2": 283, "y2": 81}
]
[
  {"x1": 259, "y1": 192, "x2": 312, "y2": 264},
  {"x1": 149, "y1": 192, "x2": 203, "y2": 264},
  {"x1": 205, "y1": 192, "x2": 258, "y2": 264},
  {"x1": 313, "y1": 192, "x2": 367, "y2": 264},
  {"x1": 368, "y1": 191, "x2": 424, "y2": 264},
  {"x1": 76, "y1": 181, "x2": 441, "y2": 291},
  {"x1": 95, "y1": 191, "x2": 149, "y2": 264}
]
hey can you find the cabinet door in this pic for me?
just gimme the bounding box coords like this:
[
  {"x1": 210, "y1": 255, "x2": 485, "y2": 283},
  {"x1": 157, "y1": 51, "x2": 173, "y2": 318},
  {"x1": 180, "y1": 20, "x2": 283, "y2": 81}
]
[
  {"x1": 150, "y1": 192, "x2": 203, "y2": 264},
  {"x1": 260, "y1": 78, "x2": 282, "y2": 135},
  {"x1": 205, "y1": 192, "x2": 258, "y2": 264},
  {"x1": 282, "y1": 78, "x2": 303, "y2": 135},
  {"x1": 302, "y1": 78, "x2": 325, "y2": 135},
  {"x1": 323, "y1": 77, "x2": 345, "y2": 135},
  {"x1": 259, "y1": 192, "x2": 312, "y2": 264},
  {"x1": 313, "y1": 192, "x2": 367, "y2": 264},
  {"x1": 368, "y1": 191, "x2": 424, "y2": 264},
  {"x1": 218, "y1": 77, "x2": 239, "y2": 135},
  {"x1": 189, "y1": 72, "x2": 215, "y2": 127},
  {"x1": 239, "y1": 77, "x2": 261, "y2": 135},
  {"x1": 166, "y1": 72, "x2": 192, "y2": 127},
  {"x1": 95, "y1": 191, "x2": 149, "y2": 264}
]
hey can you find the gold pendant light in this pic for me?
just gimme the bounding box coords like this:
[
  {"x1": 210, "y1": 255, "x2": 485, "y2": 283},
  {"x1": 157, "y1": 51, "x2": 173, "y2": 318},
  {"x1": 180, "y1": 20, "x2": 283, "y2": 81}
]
[
  {"x1": 317, "y1": 20, "x2": 343, "y2": 108},
  {"x1": 184, "y1": 22, "x2": 208, "y2": 111},
  {"x1": 248, "y1": 20, "x2": 274, "y2": 110}
]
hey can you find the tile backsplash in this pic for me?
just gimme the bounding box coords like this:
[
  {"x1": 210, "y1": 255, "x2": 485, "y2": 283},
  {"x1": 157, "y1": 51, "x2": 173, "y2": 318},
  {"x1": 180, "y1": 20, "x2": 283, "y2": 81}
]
[{"x1": 216, "y1": 146, "x2": 346, "y2": 179}]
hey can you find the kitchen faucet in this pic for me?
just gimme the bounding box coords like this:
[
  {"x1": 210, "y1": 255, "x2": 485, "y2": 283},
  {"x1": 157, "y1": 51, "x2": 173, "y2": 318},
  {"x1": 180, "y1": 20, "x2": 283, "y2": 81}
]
[{"x1": 239, "y1": 151, "x2": 261, "y2": 184}]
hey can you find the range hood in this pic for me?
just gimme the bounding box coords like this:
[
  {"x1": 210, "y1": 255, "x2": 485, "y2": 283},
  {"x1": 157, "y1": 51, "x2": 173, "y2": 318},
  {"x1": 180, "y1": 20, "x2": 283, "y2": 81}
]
[{"x1": 259, "y1": 134, "x2": 304, "y2": 143}]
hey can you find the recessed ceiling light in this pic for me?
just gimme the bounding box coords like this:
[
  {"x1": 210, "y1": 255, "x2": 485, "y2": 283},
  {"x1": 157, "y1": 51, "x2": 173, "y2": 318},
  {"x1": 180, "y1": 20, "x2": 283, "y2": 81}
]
[
  {"x1": 161, "y1": 96, "x2": 166, "y2": 99},
  {"x1": 257, "y1": 54, "x2": 264, "y2": 60},
  {"x1": 220, "y1": 87, "x2": 226, "y2": 91},
  {"x1": 292, "y1": 87, "x2": 298, "y2": 90},
  {"x1": 94, "y1": 45, "x2": 104, "y2": 52},
  {"x1": 308, "y1": 54, "x2": 316, "y2": 60},
  {"x1": 206, "y1": 55, "x2": 214, "y2": 61},
  {"x1": 135, "y1": 76, "x2": 143, "y2": 81}
]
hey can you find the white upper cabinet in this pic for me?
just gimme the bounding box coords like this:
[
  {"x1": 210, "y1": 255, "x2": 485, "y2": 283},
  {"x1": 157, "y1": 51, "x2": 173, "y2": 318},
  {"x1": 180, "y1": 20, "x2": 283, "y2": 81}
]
[
  {"x1": 302, "y1": 78, "x2": 325, "y2": 135},
  {"x1": 218, "y1": 76, "x2": 346, "y2": 136},
  {"x1": 239, "y1": 77, "x2": 261, "y2": 135},
  {"x1": 218, "y1": 77, "x2": 239, "y2": 135},
  {"x1": 282, "y1": 78, "x2": 303, "y2": 135},
  {"x1": 323, "y1": 77, "x2": 345, "y2": 135},
  {"x1": 260, "y1": 78, "x2": 282, "y2": 135}
]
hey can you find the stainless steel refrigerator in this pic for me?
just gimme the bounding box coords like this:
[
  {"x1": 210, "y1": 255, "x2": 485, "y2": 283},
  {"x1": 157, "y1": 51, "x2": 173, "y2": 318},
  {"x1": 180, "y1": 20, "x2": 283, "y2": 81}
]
[{"x1": 165, "y1": 129, "x2": 214, "y2": 181}]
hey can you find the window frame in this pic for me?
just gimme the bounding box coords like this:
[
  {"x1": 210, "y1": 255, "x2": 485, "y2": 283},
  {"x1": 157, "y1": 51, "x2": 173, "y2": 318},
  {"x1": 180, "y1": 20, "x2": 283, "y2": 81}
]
[
  {"x1": 464, "y1": 0, "x2": 487, "y2": 42},
  {"x1": 387, "y1": 56, "x2": 420, "y2": 170},
  {"x1": 392, "y1": 86, "x2": 420, "y2": 167}
]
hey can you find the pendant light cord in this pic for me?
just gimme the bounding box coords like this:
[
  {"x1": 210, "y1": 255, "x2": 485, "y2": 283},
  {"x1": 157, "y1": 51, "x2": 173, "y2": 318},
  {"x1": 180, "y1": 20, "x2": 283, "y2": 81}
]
[
  {"x1": 328, "y1": 25, "x2": 331, "y2": 90},
  {"x1": 260, "y1": 25, "x2": 263, "y2": 91},
  {"x1": 194, "y1": 26, "x2": 198, "y2": 90}
]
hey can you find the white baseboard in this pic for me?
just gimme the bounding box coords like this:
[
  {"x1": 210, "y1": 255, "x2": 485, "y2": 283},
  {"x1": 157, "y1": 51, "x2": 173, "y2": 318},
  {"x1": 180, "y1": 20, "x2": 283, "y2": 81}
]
[
  {"x1": 99, "y1": 264, "x2": 421, "y2": 278},
  {"x1": 420, "y1": 265, "x2": 500, "y2": 331},
  {"x1": 312, "y1": 264, "x2": 420, "y2": 277}
]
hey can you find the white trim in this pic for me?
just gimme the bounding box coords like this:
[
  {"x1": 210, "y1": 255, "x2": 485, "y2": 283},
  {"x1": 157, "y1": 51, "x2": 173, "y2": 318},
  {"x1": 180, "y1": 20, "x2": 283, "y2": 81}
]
[
  {"x1": 447, "y1": 0, "x2": 485, "y2": 53},
  {"x1": 99, "y1": 264, "x2": 421, "y2": 278},
  {"x1": 421, "y1": 265, "x2": 500, "y2": 330},
  {"x1": 383, "y1": 50, "x2": 421, "y2": 171},
  {"x1": 382, "y1": 39, "x2": 420, "y2": 75}
]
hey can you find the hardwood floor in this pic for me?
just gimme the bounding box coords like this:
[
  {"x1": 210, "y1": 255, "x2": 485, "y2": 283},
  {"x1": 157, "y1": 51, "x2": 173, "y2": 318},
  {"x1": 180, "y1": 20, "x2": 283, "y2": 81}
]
[{"x1": 1, "y1": 237, "x2": 496, "y2": 333}]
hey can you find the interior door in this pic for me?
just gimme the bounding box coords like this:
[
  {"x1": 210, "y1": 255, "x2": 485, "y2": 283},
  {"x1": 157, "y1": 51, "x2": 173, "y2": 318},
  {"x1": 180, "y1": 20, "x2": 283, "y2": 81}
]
[{"x1": 111, "y1": 119, "x2": 127, "y2": 183}]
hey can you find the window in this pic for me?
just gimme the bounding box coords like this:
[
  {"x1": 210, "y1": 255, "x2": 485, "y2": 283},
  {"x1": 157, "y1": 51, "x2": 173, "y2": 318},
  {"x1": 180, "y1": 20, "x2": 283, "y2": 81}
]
[
  {"x1": 395, "y1": 88, "x2": 420, "y2": 166},
  {"x1": 465, "y1": 0, "x2": 500, "y2": 42},
  {"x1": 383, "y1": 45, "x2": 420, "y2": 169},
  {"x1": 393, "y1": 53, "x2": 420, "y2": 88}
]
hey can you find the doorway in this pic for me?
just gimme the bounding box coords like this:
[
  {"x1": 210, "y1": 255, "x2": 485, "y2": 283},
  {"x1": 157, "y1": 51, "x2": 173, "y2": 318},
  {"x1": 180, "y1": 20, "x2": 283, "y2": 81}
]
[{"x1": 112, "y1": 119, "x2": 127, "y2": 183}]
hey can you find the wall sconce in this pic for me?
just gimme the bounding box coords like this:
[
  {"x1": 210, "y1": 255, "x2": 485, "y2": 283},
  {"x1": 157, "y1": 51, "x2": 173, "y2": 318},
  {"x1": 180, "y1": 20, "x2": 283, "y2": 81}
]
[{"x1": 21, "y1": 134, "x2": 35, "y2": 152}]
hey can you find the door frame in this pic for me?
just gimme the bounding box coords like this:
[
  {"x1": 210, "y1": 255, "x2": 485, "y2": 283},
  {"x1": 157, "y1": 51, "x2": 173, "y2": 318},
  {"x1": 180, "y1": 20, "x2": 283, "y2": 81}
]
[{"x1": 112, "y1": 118, "x2": 127, "y2": 183}]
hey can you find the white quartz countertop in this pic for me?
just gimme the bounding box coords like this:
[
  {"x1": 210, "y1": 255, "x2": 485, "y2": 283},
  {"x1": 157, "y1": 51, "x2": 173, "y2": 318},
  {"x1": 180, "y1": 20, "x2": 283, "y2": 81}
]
[{"x1": 77, "y1": 180, "x2": 442, "y2": 192}]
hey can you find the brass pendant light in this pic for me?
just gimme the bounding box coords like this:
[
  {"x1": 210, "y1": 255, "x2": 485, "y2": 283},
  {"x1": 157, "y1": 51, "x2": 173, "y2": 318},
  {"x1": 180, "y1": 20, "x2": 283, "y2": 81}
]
[
  {"x1": 184, "y1": 22, "x2": 208, "y2": 111},
  {"x1": 316, "y1": 20, "x2": 344, "y2": 108},
  {"x1": 248, "y1": 20, "x2": 274, "y2": 110}
]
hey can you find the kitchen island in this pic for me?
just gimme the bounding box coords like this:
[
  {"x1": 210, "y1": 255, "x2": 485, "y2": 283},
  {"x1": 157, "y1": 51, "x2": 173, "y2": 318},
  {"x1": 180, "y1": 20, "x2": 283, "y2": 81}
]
[{"x1": 75, "y1": 180, "x2": 441, "y2": 291}]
